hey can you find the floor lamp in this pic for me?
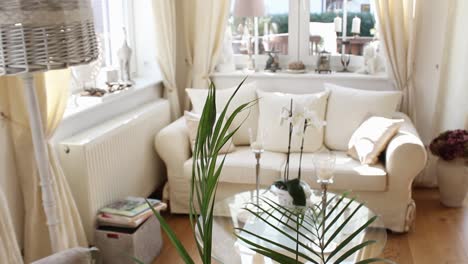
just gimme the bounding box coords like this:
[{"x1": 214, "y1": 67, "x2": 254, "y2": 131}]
[
  {"x1": 234, "y1": 0, "x2": 266, "y2": 71},
  {"x1": 0, "y1": 0, "x2": 98, "y2": 253}
]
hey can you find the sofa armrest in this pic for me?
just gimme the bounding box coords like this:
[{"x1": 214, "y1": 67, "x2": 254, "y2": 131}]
[
  {"x1": 155, "y1": 117, "x2": 191, "y2": 180},
  {"x1": 385, "y1": 113, "x2": 427, "y2": 188}
]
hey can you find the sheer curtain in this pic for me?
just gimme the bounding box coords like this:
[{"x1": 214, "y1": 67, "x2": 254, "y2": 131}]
[
  {"x1": 152, "y1": 0, "x2": 181, "y2": 119},
  {"x1": 375, "y1": 0, "x2": 419, "y2": 119},
  {"x1": 184, "y1": 0, "x2": 230, "y2": 90},
  {"x1": 0, "y1": 191, "x2": 23, "y2": 264},
  {"x1": 0, "y1": 71, "x2": 87, "y2": 262}
]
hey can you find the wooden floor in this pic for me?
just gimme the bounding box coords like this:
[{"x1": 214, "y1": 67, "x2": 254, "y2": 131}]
[{"x1": 153, "y1": 189, "x2": 468, "y2": 264}]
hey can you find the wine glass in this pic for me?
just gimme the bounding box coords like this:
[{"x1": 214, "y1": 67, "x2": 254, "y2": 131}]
[
  {"x1": 248, "y1": 128, "x2": 265, "y2": 154},
  {"x1": 311, "y1": 149, "x2": 337, "y2": 253},
  {"x1": 313, "y1": 149, "x2": 336, "y2": 185}
]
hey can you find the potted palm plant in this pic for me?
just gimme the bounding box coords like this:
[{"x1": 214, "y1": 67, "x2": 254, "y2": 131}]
[{"x1": 430, "y1": 129, "x2": 468, "y2": 207}]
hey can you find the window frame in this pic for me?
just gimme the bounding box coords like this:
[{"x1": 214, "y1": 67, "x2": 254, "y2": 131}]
[
  {"x1": 231, "y1": 0, "x2": 299, "y2": 68},
  {"x1": 230, "y1": 0, "x2": 377, "y2": 70},
  {"x1": 71, "y1": 0, "x2": 160, "y2": 94}
]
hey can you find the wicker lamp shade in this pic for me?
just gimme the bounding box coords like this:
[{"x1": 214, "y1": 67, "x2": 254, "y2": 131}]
[{"x1": 0, "y1": 0, "x2": 99, "y2": 76}]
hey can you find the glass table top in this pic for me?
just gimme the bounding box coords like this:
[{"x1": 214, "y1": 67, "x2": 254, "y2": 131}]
[{"x1": 197, "y1": 189, "x2": 387, "y2": 264}]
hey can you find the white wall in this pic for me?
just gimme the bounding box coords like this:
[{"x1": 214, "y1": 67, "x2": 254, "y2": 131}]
[
  {"x1": 414, "y1": 0, "x2": 468, "y2": 140},
  {"x1": 0, "y1": 123, "x2": 24, "y2": 247},
  {"x1": 436, "y1": 0, "x2": 468, "y2": 131},
  {"x1": 413, "y1": 0, "x2": 450, "y2": 144}
]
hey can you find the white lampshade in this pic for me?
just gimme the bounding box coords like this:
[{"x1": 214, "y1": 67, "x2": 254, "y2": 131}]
[
  {"x1": 0, "y1": 0, "x2": 99, "y2": 76},
  {"x1": 234, "y1": 0, "x2": 266, "y2": 17}
]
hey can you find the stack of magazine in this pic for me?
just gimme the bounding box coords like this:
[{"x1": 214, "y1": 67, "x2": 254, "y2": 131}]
[{"x1": 97, "y1": 197, "x2": 166, "y2": 229}]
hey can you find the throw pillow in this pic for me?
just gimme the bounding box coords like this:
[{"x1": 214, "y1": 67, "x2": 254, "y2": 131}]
[
  {"x1": 184, "y1": 111, "x2": 236, "y2": 154},
  {"x1": 324, "y1": 83, "x2": 402, "y2": 151},
  {"x1": 256, "y1": 90, "x2": 329, "y2": 153},
  {"x1": 186, "y1": 81, "x2": 258, "y2": 145},
  {"x1": 348, "y1": 116, "x2": 404, "y2": 165}
]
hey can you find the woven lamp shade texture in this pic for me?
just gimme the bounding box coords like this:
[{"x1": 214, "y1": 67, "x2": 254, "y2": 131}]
[
  {"x1": 233, "y1": 0, "x2": 266, "y2": 17},
  {"x1": 0, "y1": 0, "x2": 99, "y2": 75}
]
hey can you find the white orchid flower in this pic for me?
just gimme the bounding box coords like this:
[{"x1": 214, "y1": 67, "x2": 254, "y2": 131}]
[
  {"x1": 280, "y1": 106, "x2": 291, "y2": 126},
  {"x1": 304, "y1": 108, "x2": 327, "y2": 129}
]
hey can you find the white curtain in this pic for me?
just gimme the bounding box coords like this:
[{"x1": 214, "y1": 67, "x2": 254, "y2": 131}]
[
  {"x1": 0, "y1": 191, "x2": 23, "y2": 264},
  {"x1": 184, "y1": 0, "x2": 230, "y2": 91},
  {"x1": 152, "y1": 0, "x2": 181, "y2": 119},
  {"x1": 417, "y1": 0, "x2": 468, "y2": 186},
  {"x1": 0, "y1": 71, "x2": 87, "y2": 262},
  {"x1": 374, "y1": 0, "x2": 419, "y2": 119}
]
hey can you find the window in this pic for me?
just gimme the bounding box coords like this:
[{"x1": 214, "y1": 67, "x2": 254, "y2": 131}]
[
  {"x1": 309, "y1": 0, "x2": 376, "y2": 56},
  {"x1": 70, "y1": 0, "x2": 158, "y2": 94},
  {"x1": 91, "y1": 0, "x2": 137, "y2": 77},
  {"x1": 228, "y1": 0, "x2": 378, "y2": 70},
  {"x1": 229, "y1": 0, "x2": 290, "y2": 56}
]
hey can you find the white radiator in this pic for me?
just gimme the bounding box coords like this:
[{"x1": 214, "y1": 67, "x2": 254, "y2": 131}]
[{"x1": 58, "y1": 100, "x2": 171, "y2": 244}]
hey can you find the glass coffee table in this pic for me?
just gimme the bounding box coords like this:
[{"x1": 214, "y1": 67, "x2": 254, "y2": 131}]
[{"x1": 198, "y1": 190, "x2": 387, "y2": 264}]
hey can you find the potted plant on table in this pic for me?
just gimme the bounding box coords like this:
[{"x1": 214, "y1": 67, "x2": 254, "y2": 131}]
[
  {"x1": 430, "y1": 129, "x2": 468, "y2": 207},
  {"x1": 270, "y1": 99, "x2": 326, "y2": 207}
]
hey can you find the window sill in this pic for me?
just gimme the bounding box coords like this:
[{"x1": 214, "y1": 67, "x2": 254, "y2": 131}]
[
  {"x1": 64, "y1": 77, "x2": 162, "y2": 120},
  {"x1": 211, "y1": 70, "x2": 388, "y2": 81},
  {"x1": 55, "y1": 77, "x2": 163, "y2": 142}
]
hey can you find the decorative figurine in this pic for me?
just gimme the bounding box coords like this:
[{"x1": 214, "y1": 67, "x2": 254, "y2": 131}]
[
  {"x1": 340, "y1": 54, "x2": 351, "y2": 72},
  {"x1": 265, "y1": 50, "x2": 280, "y2": 72},
  {"x1": 118, "y1": 27, "x2": 132, "y2": 83},
  {"x1": 316, "y1": 51, "x2": 332, "y2": 74},
  {"x1": 216, "y1": 27, "x2": 236, "y2": 72}
]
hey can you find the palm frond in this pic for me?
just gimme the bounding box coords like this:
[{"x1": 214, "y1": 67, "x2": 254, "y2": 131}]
[
  {"x1": 237, "y1": 193, "x2": 392, "y2": 264},
  {"x1": 144, "y1": 77, "x2": 254, "y2": 264}
]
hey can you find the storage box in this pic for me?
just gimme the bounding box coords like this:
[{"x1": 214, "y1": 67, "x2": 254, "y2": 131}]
[{"x1": 95, "y1": 215, "x2": 163, "y2": 264}]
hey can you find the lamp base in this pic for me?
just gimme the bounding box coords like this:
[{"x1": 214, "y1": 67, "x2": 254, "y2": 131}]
[{"x1": 21, "y1": 73, "x2": 61, "y2": 253}]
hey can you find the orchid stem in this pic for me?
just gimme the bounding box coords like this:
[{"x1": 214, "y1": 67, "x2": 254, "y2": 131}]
[
  {"x1": 284, "y1": 99, "x2": 293, "y2": 182},
  {"x1": 298, "y1": 120, "x2": 307, "y2": 181}
]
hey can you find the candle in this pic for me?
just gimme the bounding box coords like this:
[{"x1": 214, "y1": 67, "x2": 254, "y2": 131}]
[
  {"x1": 351, "y1": 16, "x2": 361, "y2": 35},
  {"x1": 317, "y1": 168, "x2": 334, "y2": 181},
  {"x1": 334, "y1": 16, "x2": 342, "y2": 33},
  {"x1": 251, "y1": 141, "x2": 263, "y2": 151}
]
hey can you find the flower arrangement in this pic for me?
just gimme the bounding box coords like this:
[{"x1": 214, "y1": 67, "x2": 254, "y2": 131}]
[
  {"x1": 429, "y1": 129, "x2": 468, "y2": 161},
  {"x1": 272, "y1": 99, "x2": 326, "y2": 206}
]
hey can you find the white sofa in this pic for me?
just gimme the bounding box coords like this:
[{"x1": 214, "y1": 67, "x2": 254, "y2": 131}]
[{"x1": 155, "y1": 83, "x2": 427, "y2": 233}]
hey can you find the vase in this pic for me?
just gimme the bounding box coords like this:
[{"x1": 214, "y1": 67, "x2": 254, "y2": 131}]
[
  {"x1": 437, "y1": 158, "x2": 468, "y2": 207},
  {"x1": 270, "y1": 181, "x2": 312, "y2": 207}
]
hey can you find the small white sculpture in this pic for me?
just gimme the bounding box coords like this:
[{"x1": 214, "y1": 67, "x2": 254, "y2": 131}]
[
  {"x1": 118, "y1": 27, "x2": 132, "y2": 83},
  {"x1": 216, "y1": 27, "x2": 236, "y2": 72},
  {"x1": 358, "y1": 41, "x2": 385, "y2": 75}
]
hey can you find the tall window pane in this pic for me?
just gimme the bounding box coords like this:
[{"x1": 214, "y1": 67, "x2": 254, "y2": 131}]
[
  {"x1": 309, "y1": 0, "x2": 376, "y2": 56},
  {"x1": 230, "y1": 0, "x2": 289, "y2": 56}
]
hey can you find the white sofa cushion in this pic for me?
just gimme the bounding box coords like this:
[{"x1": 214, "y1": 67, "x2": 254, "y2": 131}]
[
  {"x1": 184, "y1": 111, "x2": 236, "y2": 154},
  {"x1": 257, "y1": 90, "x2": 329, "y2": 153},
  {"x1": 186, "y1": 82, "x2": 258, "y2": 145},
  {"x1": 348, "y1": 116, "x2": 404, "y2": 165},
  {"x1": 183, "y1": 147, "x2": 285, "y2": 185},
  {"x1": 324, "y1": 83, "x2": 402, "y2": 151},
  {"x1": 283, "y1": 151, "x2": 387, "y2": 191}
]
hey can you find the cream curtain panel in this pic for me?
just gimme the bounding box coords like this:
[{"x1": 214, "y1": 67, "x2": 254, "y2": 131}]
[
  {"x1": 418, "y1": 0, "x2": 468, "y2": 186},
  {"x1": 0, "y1": 71, "x2": 87, "y2": 262},
  {"x1": 0, "y1": 191, "x2": 23, "y2": 264},
  {"x1": 184, "y1": 0, "x2": 230, "y2": 90},
  {"x1": 152, "y1": 0, "x2": 181, "y2": 119},
  {"x1": 375, "y1": 0, "x2": 419, "y2": 119}
]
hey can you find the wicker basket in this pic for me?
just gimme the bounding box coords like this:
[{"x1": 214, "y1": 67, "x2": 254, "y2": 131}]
[{"x1": 0, "y1": 0, "x2": 99, "y2": 75}]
